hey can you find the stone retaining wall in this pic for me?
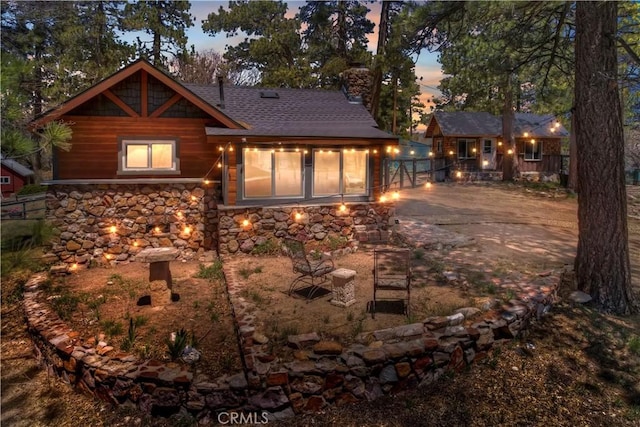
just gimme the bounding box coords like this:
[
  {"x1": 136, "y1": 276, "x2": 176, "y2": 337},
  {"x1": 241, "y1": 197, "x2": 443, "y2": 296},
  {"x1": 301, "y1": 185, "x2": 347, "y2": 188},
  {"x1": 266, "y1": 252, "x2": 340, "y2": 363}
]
[
  {"x1": 45, "y1": 184, "x2": 394, "y2": 262},
  {"x1": 23, "y1": 262, "x2": 559, "y2": 422},
  {"x1": 217, "y1": 203, "x2": 394, "y2": 255},
  {"x1": 45, "y1": 183, "x2": 218, "y2": 265}
]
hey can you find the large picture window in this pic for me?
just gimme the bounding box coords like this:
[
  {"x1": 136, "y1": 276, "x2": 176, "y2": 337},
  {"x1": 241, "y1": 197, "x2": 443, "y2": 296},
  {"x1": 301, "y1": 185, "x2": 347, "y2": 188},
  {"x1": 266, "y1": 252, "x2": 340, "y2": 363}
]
[
  {"x1": 457, "y1": 139, "x2": 476, "y2": 159},
  {"x1": 313, "y1": 149, "x2": 368, "y2": 196},
  {"x1": 244, "y1": 149, "x2": 303, "y2": 198},
  {"x1": 524, "y1": 140, "x2": 542, "y2": 161},
  {"x1": 119, "y1": 138, "x2": 178, "y2": 174}
]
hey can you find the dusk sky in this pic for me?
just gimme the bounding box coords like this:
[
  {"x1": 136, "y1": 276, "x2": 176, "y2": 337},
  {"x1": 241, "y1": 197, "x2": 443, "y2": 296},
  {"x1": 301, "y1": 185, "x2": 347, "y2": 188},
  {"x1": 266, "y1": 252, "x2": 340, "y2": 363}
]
[{"x1": 185, "y1": 1, "x2": 443, "y2": 111}]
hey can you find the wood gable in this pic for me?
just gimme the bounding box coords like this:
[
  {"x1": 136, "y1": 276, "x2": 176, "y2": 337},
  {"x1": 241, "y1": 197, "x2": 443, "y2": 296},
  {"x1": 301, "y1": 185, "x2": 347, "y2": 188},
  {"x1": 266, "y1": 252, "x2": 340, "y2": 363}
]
[{"x1": 31, "y1": 59, "x2": 243, "y2": 130}]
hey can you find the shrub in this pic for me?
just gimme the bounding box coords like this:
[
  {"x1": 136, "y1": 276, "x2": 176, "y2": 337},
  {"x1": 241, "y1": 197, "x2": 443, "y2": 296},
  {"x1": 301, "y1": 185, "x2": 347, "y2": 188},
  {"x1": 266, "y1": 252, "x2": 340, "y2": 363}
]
[
  {"x1": 628, "y1": 336, "x2": 640, "y2": 355},
  {"x1": 17, "y1": 184, "x2": 46, "y2": 196},
  {"x1": 194, "y1": 259, "x2": 224, "y2": 280},
  {"x1": 101, "y1": 319, "x2": 123, "y2": 337},
  {"x1": 51, "y1": 293, "x2": 80, "y2": 321},
  {"x1": 166, "y1": 328, "x2": 189, "y2": 360},
  {"x1": 251, "y1": 238, "x2": 280, "y2": 255}
]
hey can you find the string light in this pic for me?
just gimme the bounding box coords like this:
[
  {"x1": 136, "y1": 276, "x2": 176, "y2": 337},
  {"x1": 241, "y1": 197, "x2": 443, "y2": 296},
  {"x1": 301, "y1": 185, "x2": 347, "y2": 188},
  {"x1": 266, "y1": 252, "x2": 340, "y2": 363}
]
[
  {"x1": 380, "y1": 194, "x2": 388, "y2": 203},
  {"x1": 498, "y1": 141, "x2": 503, "y2": 146},
  {"x1": 449, "y1": 150, "x2": 454, "y2": 155},
  {"x1": 392, "y1": 190, "x2": 400, "y2": 200},
  {"x1": 523, "y1": 132, "x2": 529, "y2": 138},
  {"x1": 530, "y1": 139, "x2": 536, "y2": 144},
  {"x1": 456, "y1": 171, "x2": 462, "y2": 178},
  {"x1": 203, "y1": 179, "x2": 211, "y2": 185},
  {"x1": 228, "y1": 146, "x2": 233, "y2": 152},
  {"x1": 339, "y1": 203, "x2": 347, "y2": 212},
  {"x1": 507, "y1": 149, "x2": 513, "y2": 155},
  {"x1": 410, "y1": 150, "x2": 415, "y2": 155},
  {"x1": 218, "y1": 146, "x2": 224, "y2": 152},
  {"x1": 373, "y1": 149, "x2": 378, "y2": 154},
  {"x1": 428, "y1": 151, "x2": 434, "y2": 157},
  {"x1": 217, "y1": 162, "x2": 222, "y2": 168}
]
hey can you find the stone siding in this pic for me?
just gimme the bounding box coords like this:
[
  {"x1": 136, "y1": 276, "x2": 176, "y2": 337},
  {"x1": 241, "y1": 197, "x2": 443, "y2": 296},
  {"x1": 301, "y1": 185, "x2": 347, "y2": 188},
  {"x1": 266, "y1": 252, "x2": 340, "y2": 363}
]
[
  {"x1": 217, "y1": 203, "x2": 394, "y2": 255},
  {"x1": 45, "y1": 183, "x2": 218, "y2": 264}
]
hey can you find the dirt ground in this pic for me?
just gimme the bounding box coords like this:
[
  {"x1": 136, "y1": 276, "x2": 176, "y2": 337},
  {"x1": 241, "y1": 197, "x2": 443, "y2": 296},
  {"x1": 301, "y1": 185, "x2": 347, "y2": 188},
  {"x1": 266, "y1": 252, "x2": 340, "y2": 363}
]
[
  {"x1": 2, "y1": 183, "x2": 639, "y2": 426},
  {"x1": 52, "y1": 261, "x2": 242, "y2": 376}
]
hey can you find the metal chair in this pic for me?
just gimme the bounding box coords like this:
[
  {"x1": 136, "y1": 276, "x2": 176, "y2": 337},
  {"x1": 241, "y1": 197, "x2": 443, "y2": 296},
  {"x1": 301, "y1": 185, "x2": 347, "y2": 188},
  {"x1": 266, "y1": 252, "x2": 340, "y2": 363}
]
[
  {"x1": 283, "y1": 238, "x2": 335, "y2": 300},
  {"x1": 372, "y1": 249, "x2": 411, "y2": 318}
]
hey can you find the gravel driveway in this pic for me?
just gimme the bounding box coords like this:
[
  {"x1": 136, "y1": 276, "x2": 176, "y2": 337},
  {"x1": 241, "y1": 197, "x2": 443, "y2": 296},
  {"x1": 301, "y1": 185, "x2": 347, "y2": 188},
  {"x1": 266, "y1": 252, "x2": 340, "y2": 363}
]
[{"x1": 394, "y1": 182, "x2": 639, "y2": 290}]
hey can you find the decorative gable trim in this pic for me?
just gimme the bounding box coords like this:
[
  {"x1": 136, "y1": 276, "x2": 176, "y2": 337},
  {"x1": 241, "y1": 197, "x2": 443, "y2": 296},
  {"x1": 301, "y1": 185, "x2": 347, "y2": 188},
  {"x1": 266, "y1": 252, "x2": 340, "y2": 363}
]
[{"x1": 30, "y1": 59, "x2": 243, "y2": 130}]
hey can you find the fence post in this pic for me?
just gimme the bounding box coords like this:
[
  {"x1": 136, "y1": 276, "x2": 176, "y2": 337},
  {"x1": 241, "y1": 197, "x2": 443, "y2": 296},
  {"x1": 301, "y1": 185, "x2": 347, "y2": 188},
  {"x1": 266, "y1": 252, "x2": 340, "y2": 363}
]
[{"x1": 412, "y1": 159, "x2": 417, "y2": 188}]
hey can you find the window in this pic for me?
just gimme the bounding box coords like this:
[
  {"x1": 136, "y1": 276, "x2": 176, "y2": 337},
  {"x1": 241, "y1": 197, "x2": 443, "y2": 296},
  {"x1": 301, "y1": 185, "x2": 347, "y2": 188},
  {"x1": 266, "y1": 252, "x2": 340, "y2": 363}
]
[
  {"x1": 457, "y1": 139, "x2": 476, "y2": 159},
  {"x1": 0, "y1": 176, "x2": 10, "y2": 184},
  {"x1": 313, "y1": 149, "x2": 368, "y2": 196},
  {"x1": 483, "y1": 139, "x2": 493, "y2": 153},
  {"x1": 524, "y1": 140, "x2": 542, "y2": 161},
  {"x1": 435, "y1": 139, "x2": 443, "y2": 153},
  {"x1": 244, "y1": 149, "x2": 303, "y2": 198},
  {"x1": 119, "y1": 138, "x2": 179, "y2": 174}
]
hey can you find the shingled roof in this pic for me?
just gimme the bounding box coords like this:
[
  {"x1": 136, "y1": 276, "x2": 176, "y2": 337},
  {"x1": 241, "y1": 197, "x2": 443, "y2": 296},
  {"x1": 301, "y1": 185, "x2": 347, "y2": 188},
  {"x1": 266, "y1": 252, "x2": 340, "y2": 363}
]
[
  {"x1": 0, "y1": 154, "x2": 34, "y2": 177},
  {"x1": 185, "y1": 83, "x2": 393, "y2": 140},
  {"x1": 427, "y1": 111, "x2": 569, "y2": 138}
]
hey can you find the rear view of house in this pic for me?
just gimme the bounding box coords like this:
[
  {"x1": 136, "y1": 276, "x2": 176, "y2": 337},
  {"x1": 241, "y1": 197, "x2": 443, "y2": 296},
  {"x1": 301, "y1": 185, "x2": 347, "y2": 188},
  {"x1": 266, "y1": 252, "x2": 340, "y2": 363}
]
[
  {"x1": 33, "y1": 59, "x2": 398, "y2": 264},
  {"x1": 425, "y1": 111, "x2": 569, "y2": 181}
]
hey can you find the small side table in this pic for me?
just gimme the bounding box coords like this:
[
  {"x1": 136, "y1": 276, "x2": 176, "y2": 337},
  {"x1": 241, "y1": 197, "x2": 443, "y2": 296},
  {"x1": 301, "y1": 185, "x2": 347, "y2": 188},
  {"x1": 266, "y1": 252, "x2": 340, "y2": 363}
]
[
  {"x1": 136, "y1": 247, "x2": 179, "y2": 288},
  {"x1": 330, "y1": 268, "x2": 357, "y2": 307}
]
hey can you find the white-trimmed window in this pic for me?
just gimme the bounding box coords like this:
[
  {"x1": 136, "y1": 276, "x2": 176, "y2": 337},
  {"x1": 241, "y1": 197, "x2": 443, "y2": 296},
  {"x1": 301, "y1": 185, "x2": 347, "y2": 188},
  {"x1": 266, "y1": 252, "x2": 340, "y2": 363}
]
[
  {"x1": 0, "y1": 176, "x2": 10, "y2": 184},
  {"x1": 244, "y1": 149, "x2": 303, "y2": 198},
  {"x1": 119, "y1": 138, "x2": 179, "y2": 174},
  {"x1": 524, "y1": 140, "x2": 542, "y2": 161},
  {"x1": 313, "y1": 149, "x2": 368, "y2": 196},
  {"x1": 457, "y1": 139, "x2": 476, "y2": 159}
]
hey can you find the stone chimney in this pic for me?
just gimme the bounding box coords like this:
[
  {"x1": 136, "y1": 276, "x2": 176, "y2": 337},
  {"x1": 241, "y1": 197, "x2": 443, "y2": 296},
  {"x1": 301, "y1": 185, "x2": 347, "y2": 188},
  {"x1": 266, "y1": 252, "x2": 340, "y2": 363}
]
[{"x1": 341, "y1": 65, "x2": 373, "y2": 112}]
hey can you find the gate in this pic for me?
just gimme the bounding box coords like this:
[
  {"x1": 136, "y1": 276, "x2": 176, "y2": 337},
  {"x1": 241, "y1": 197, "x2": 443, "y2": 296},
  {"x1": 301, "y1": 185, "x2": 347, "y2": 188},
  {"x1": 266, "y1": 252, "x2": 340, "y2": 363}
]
[{"x1": 383, "y1": 158, "x2": 433, "y2": 190}]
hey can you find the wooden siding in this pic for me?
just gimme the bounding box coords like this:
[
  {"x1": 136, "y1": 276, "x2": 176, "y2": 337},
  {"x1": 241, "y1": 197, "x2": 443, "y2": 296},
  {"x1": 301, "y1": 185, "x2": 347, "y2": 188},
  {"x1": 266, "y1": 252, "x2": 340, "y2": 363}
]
[
  {"x1": 1, "y1": 164, "x2": 28, "y2": 196},
  {"x1": 55, "y1": 116, "x2": 217, "y2": 180}
]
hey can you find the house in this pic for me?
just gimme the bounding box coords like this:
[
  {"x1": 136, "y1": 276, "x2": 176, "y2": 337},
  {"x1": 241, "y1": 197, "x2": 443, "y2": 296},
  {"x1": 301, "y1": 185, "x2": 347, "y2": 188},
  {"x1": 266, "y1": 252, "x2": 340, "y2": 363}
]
[
  {"x1": 32, "y1": 59, "x2": 398, "y2": 264},
  {"x1": 425, "y1": 111, "x2": 569, "y2": 181},
  {"x1": 0, "y1": 154, "x2": 35, "y2": 198}
]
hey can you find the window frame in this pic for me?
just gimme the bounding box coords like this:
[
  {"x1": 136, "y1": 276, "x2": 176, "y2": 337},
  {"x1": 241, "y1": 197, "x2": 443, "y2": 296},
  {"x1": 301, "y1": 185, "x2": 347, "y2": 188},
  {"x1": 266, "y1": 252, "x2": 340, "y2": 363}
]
[
  {"x1": 524, "y1": 140, "x2": 543, "y2": 161},
  {"x1": 0, "y1": 176, "x2": 10, "y2": 184},
  {"x1": 457, "y1": 139, "x2": 477, "y2": 159},
  {"x1": 118, "y1": 137, "x2": 180, "y2": 175},
  {"x1": 312, "y1": 148, "x2": 369, "y2": 198},
  {"x1": 242, "y1": 148, "x2": 304, "y2": 200}
]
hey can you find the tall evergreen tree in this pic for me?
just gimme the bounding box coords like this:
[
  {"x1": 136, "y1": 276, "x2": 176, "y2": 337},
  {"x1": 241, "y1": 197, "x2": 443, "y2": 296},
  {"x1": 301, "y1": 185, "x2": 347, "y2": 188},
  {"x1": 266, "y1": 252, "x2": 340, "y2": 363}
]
[
  {"x1": 121, "y1": 0, "x2": 193, "y2": 69},
  {"x1": 201, "y1": 1, "x2": 312, "y2": 88},
  {"x1": 298, "y1": 0, "x2": 374, "y2": 88}
]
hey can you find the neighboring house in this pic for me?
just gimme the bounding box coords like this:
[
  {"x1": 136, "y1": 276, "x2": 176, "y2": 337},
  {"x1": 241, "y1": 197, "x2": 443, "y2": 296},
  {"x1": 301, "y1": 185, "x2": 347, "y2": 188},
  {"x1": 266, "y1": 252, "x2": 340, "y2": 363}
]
[
  {"x1": 32, "y1": 59, "x2": 397, "y2": 264},
  {"x1": 0, "y1": 154, "x2": 35, "y2": 197},
  {"x1": 425, "y1": 111, "x2": 569, "y2": 180}
]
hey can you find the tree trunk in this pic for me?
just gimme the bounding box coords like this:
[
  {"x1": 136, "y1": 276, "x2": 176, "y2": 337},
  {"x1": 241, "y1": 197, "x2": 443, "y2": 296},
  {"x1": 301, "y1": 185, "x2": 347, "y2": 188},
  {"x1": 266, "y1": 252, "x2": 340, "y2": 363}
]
[
  {"x1": 369, "y1": 0, "x2": 391, "y2": 120},
  {"x1": 574, "y1": 1, "x2": 637, "y2": 314},
  {"x1": 568, "y1": 109, "x2": 578, "y2": 191},
  {"x1": 502, "y1": 74, "x2": 516, "y2": 181}
]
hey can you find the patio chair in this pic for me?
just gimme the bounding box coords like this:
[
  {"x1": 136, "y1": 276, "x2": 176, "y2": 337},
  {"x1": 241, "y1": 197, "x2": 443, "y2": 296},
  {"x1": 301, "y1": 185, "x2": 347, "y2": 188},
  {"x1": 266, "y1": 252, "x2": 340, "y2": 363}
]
[
  {"x1": 283, "y1": 238, "x2": 335, "y2": 300},
  {"x1": 372, "y1": 249, "x2": 411, "y2": 318}
]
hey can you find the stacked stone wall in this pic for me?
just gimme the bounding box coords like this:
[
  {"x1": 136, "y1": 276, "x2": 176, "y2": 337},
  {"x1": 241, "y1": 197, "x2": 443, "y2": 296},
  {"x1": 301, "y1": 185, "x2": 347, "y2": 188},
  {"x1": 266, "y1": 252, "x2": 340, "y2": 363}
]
[
  {"x1": 217, "y1": 203, "x2": 394, "y2": 255},
  {"x1": 23, "y1": 264, "x2": 559, "y2": 422},
  {"x1": 45, "y1": 183, "x2": 218, "y2": 264}
]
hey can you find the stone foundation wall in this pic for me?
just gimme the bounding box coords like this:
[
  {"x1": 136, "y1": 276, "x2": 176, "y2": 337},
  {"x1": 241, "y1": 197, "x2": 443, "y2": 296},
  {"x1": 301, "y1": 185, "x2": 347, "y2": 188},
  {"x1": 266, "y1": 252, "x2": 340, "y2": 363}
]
[
  {"x1": 45, "y1": 183, "x2": 218, "y2": 264},
  {"x1": 23, "y1": 264, "x2": 559, "y2": 422},
  {"x1": 217, "y1": 203, "x2": 394, "y2": 255}
]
